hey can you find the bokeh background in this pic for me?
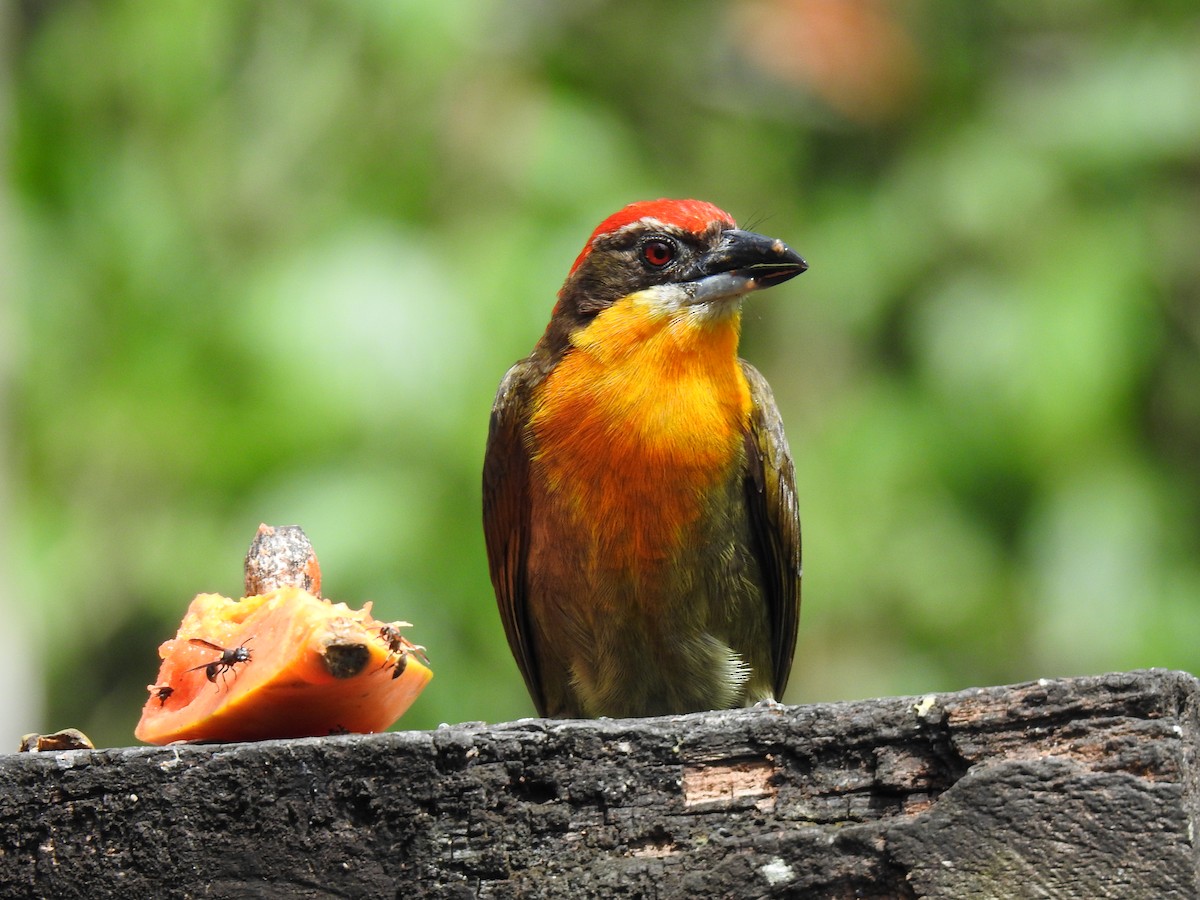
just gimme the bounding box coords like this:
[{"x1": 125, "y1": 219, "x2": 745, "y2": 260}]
[{"x1": 3, "y1": 1, "x2": 1199, "y2": 749}]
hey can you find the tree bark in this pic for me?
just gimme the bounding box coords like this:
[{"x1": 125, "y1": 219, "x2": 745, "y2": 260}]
[{"x1": 2, "y1": 669, "x2": 1197, "y2": 898}]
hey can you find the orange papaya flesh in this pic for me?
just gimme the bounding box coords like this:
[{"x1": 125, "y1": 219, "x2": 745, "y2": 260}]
[{"x1": 135, "y1": 586, "x2": 431, "y2": 744}]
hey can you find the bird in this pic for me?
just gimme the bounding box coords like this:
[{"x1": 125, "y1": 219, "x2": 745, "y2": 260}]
[{"x1": 483, "y1": 199, "x2": 805, "y2": 718}]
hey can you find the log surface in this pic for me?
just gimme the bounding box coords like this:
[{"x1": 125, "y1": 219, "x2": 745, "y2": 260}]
[{"x1": 2, "y1": 669, "x2": 1197, "y2": 898}]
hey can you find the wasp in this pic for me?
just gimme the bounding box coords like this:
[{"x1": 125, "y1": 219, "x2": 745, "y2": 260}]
[
  {"x1": 377, "y1": 623, "x2": 427, "y2": 679},
  {"x1": 188, "y1": 637, "x2": 253, "y2": 688}
]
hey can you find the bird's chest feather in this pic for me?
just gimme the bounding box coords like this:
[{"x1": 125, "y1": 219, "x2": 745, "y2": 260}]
[{"x1": 529, "y1": 303, "x2": 751, "y2": 570}]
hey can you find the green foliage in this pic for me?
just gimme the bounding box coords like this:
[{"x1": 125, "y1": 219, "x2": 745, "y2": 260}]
[{"x1": 6, "y1": 0, "x2": 1200, "y2": 747}]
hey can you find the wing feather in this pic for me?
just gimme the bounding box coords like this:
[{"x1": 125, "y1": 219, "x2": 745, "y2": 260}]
[
  {"x1": 482, "y1": 361, "x2": 546, "y2": 714},
  {"x1": 740, "y1": 361, "x2": 802, "y2": 700}
]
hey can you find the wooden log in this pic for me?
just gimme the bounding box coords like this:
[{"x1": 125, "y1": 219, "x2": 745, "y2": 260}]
[{"x1": 2, "y1": 669, "x2": 1196, "y2": 898}]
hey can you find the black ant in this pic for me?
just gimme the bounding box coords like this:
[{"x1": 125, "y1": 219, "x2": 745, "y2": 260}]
[
  {"x1": 188, "y1": 637, "x2": 253, "y2": 688},
  {"x1": 147, "y1": 683, "x2": 174, "y2": 706},
  {"x1": 377, "y1": 623, "x2": 427, "y2": 679}
]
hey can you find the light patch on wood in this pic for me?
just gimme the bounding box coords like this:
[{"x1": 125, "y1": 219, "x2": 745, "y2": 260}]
[
  {"x1": 682, "y1": 758, "x2": 777, "y2": 811},
  {"x1": 760, "y1": 857, "x2": 794, "y2": 886},
  {"x1": 629, "y1": 841, "x2": 679, "y2": 858},
  {"x1": 912, "y1": 694, "x2": 939, "y2": 720}
]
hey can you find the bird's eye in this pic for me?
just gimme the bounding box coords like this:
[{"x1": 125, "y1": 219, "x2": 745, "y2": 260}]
[{"x1": 641, "y1": 239, "x2": 676, "y2": 268}]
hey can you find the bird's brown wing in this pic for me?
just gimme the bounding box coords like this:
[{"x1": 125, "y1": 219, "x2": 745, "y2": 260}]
[
  {"x1": 482, "y1": 360, "x2": 547, "y2": 715},
  {"x1": 740, "y1": 361, "x2": 802, "y2": 700}
]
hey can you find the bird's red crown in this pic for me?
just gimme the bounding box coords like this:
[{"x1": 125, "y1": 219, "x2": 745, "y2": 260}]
[{"x1": 568, "y1": 199, "x2": 736, "y2": 277}]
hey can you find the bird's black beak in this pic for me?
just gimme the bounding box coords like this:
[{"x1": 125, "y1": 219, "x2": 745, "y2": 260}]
[{"x1": 691, "y1": 228, "x2": 807, "y2": 304}]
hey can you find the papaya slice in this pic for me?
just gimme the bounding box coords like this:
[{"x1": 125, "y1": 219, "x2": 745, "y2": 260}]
[{"x1": 135, "y1": 586, "x2": 431, "y2": 743}]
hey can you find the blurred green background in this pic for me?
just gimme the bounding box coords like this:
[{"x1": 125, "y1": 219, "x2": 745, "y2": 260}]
[{"x1": 3, "y1": 1, "x2": 1199, "y2": 749}]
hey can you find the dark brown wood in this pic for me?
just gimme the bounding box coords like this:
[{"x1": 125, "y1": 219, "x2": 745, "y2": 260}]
[{"x1": 1, "y1": 670, "x2": 1197, "y2": 898}]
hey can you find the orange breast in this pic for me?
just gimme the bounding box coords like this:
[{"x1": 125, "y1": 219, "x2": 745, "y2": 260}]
[{"x1": 530, "y1": 299, "x2": 751, "y2": 571}]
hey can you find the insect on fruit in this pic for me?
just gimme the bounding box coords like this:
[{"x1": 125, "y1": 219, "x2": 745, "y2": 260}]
[
  {"x1": 377, "y1": 623, "x2": 428, "y2": 680},
  {"x1": 147, "y1": 683, "x2": 174, "y2": 706},
  {"x1": 188, "y1": 637, "x2": 253, "y2": 688}
]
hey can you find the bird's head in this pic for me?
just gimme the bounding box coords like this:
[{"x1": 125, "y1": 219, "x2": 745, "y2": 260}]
[{"x1": 541, "y1": 199, "x2": 806, "y2": 352}]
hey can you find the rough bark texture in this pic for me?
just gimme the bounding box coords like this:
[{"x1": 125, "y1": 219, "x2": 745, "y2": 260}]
[{"x1": 2, "y1": 670, "x2": 1197, "y2": 899}]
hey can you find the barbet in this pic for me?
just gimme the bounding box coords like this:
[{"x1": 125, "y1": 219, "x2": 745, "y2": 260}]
[{"x1": 483, "y1": 199, "x2": 805, "y2": 718}]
